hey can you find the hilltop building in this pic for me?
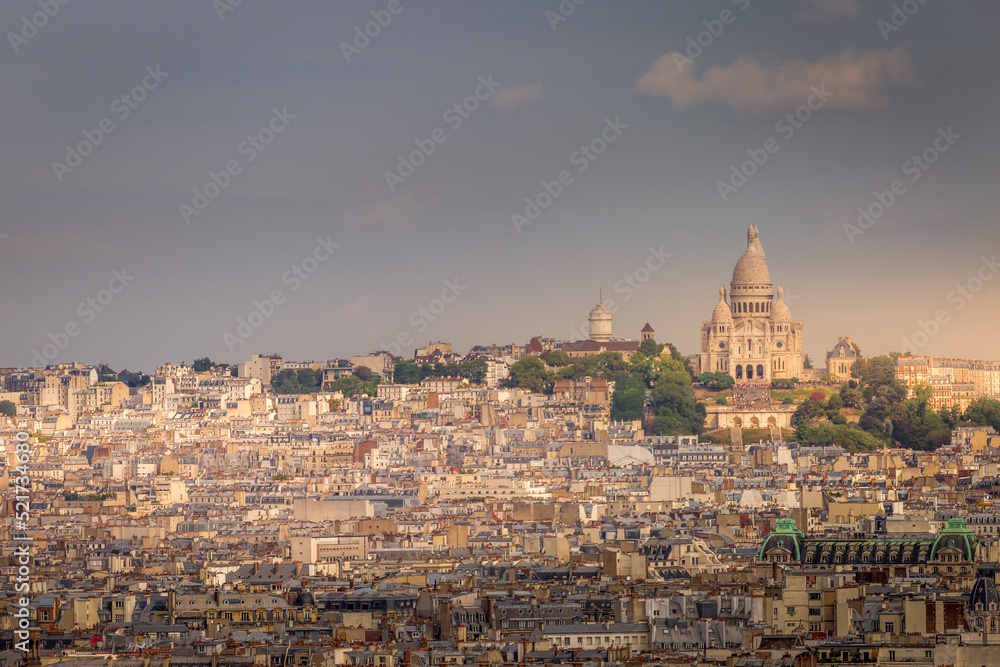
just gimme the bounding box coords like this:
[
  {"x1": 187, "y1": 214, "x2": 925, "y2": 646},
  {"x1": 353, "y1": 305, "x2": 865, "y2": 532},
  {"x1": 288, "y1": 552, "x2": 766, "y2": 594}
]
[
  {"x1": 826, "y1": 337, "x2": 858, "y2": 380},
  {"x1": 694, "y1": 225, "x2": 804, "y2": 381}
]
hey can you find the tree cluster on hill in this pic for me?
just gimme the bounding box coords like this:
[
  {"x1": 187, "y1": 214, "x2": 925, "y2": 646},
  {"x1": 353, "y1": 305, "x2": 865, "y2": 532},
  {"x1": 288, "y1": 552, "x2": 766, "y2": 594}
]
[
  {"x1": 192, "y1": 357, "x2": 218, "y2": 372},
  {"x1": 323, "y1": 366, "x2": 381, "y2": 398},
  {"x1": 789, "y1": 353, "x2": 1000, "y2": 452},
  {"x1": 393, "y1": 358, "x2": 487, "y2": 385},
  {"x1": 116, "y1": 369, "x2": 150, "y2": 387},
  {"x1": 504, "y1": 339, "x2": 704, "y2": 436},
  {"x1": 697, "y1": 371, "x2": 735, "y2": 389},
  {"x1": 271, "y1": 368, "x2": 322, "y2": 394}
]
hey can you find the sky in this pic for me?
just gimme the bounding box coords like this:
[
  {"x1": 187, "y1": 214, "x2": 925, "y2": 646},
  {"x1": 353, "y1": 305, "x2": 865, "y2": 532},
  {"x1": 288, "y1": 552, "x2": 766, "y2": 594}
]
[{"x1": 2, "y1": 0, "x2": 999, "y2": 372}]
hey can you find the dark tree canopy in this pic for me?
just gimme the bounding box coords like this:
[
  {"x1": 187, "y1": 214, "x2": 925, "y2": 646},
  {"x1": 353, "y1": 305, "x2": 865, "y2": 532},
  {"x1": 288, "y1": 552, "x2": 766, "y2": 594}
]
[
  {"x1": 610, "y1": 373, "x2": 646, "y2": 422},
  {"x1": 963, "y1": 397, "x2": 1000, "y2": 432},
  {"x1": 637, "y1": 338, "x2": 663, "y2": 358},
  {"x1": 271, "y1": 368, "x2": 322, "y2": 394},
  {"x1": 541, "y1": 350, "x2": 570, "y2": 367},
  {"x1": 507, "y1": 356, "x2": 552, "y2": 393},
  {"x1": 392, "y1": 358, "x2": 488, "y2": 385},
  {"x1": 697, "y1": 371, "x2": 735, "y2": 390},
  {"x1": 192, "y1": 357, "x2": 215, "y2": 372}
]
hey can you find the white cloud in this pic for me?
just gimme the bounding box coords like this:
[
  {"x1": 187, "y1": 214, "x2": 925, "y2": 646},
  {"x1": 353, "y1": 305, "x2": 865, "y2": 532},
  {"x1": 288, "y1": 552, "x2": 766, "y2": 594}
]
[
  {"x1": 634, "y1": 48, "x2": 915, "y2": 114},
  {"x1": 491, "y1": 83, "x2": 544, "y2": 111},
  {"x1": 795, "y1": 0, "x2": 861, "y2": 23}
]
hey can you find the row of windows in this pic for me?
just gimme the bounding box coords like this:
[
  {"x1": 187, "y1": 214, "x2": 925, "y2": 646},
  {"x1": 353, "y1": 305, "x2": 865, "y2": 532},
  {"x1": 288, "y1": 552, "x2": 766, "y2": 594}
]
[
  {"x1": 735, "y1": 301, "x2": 771, "y2": 314},
  {"x1": 553, "y1": 635, "x2": 643, "y2": 647}
]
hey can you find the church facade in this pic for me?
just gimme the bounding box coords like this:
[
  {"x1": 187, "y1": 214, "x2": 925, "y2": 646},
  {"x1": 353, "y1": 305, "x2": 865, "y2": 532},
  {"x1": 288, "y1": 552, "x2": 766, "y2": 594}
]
[{"x1": 694, "y1": 225, "x2": 804, "y2": 381}]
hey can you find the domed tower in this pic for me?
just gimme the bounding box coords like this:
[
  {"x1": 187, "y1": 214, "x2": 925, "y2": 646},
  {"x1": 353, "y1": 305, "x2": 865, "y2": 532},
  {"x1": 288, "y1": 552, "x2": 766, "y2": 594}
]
[
  {"x1": 712, "y1": 285, "x2": 734, "y2": 326},
  {"x1": 772, "y1": 286, "x2": 792, "y2": 322},
  {"x1": 768, "y1": 285, "x2": 802, "y2": 378},
  {"x1": 589, "y1": 296, "x2": 612, "y2": 342},
  {"x1": 697, "y1": 286, "x2": 734, "y2": 376},
  {"x1": 730, "y1": 224, "x2": 774, "y2": 319},
  {"x1": 967, "y1": 564, "x2": 1000, "y2": 634}
]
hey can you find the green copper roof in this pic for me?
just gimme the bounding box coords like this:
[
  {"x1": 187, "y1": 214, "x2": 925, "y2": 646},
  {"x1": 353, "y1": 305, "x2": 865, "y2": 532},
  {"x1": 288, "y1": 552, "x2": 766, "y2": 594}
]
[
  {"x1": 930, "y1": 517, "x2": 978, "y2": 561},
  {"x1": 759, "y1": 518, "x2": 805, "y2": 560}
]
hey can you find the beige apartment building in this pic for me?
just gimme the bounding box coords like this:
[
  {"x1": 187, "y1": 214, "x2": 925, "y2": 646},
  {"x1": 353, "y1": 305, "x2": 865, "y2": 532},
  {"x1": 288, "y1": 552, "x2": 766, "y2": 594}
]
[{"x1": 897, "y1": 355, "x2": 1000, "y2": 409}]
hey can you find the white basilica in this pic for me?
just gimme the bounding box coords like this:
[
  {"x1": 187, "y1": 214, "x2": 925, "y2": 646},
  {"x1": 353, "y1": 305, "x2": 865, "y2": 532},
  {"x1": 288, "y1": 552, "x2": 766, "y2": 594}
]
[{"x1": 694, "y1": 225, "x2": 804, "y2": 381}]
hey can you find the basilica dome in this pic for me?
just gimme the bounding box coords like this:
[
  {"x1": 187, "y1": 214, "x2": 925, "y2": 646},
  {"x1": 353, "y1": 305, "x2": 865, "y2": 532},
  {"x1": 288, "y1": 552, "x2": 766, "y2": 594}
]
[
  {"x1": 712, "y1": 285, "x2": 733, "y2": 322},
  {"x1": 772, "y1": 286, "x2": 792, "y2": 320},
  {"x1": 731, "y1": 223, "x2": 771, "y2": 286}
]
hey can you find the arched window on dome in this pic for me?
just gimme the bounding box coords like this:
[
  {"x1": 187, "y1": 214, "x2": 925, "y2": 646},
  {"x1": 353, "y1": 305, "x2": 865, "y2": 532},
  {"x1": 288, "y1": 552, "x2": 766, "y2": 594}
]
[{"x1": 754, "y1": 302, "x2": 760, "y2": 313}]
